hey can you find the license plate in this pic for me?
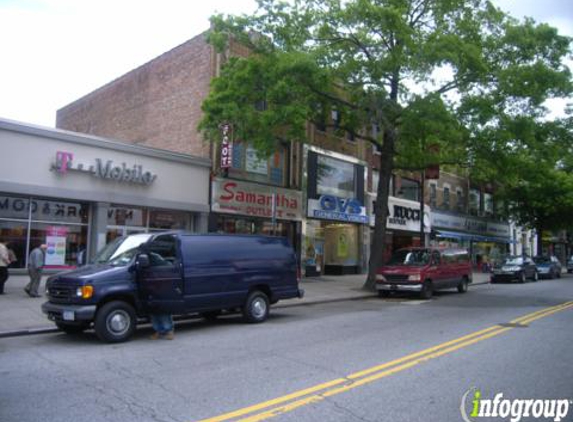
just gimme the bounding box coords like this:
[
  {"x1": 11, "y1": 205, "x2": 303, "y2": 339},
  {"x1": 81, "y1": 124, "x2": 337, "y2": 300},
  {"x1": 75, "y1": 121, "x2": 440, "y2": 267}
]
[{"x1": 63, "y1": 310, "x2": 75, "y2": 321}]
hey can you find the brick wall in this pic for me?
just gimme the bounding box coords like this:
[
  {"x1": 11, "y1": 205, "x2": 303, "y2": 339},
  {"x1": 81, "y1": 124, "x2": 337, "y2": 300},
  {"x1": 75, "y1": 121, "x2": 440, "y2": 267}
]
[{"x1": 56, "y1": 33, "x2": 212, "y2": 158}]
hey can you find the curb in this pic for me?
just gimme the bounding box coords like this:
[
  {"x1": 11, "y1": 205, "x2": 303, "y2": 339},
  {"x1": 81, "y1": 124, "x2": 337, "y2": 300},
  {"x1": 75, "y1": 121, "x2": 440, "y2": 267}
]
[{"x1": 0, "y1": 281, "x2": 491, "y2": 339}]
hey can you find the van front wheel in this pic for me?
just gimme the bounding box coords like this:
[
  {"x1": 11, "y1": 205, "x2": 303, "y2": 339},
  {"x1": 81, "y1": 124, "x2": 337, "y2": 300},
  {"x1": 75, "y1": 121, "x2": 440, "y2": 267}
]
[
  {"x1": 95, "y1": 301, "x2": 136, "y2": 343},
  {"x1": 243, "y1": 291, "x2": 269, "y2": 323},
  {"x1": 457, "y1": 277, "x2": 469, "y2": 293}
]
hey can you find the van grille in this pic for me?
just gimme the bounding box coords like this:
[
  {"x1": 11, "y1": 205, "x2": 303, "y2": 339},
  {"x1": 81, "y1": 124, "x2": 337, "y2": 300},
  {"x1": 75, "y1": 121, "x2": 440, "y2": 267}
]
[
  {"x1": 48, "y1": 284, "x2": 74, "y2": 303},
  {"x1": 384, "y1": 274, "x2": 410, "y2": 283}
]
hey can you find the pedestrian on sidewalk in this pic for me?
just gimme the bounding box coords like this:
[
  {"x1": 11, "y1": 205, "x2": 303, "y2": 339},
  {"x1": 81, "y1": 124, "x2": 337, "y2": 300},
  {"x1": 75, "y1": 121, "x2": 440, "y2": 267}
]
[
  {"x1": 0, "y1": 241, "x2": 11, "y2": 294},
  {"x1": 25, "y1": 244, "x2": 47, "y2": 298}
]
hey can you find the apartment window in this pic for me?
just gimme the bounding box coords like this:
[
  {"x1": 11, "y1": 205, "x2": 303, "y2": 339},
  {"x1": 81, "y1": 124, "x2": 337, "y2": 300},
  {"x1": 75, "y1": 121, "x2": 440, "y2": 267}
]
[
  {"x1": 443, "y1": 187, "x2": 450, "y2": 210},
  {"x1": 457, "y1": 189, "x2": 464, "y2": 212},
  {"x1": 484, "y1": 192, "x2": 494, "y2": 217},
  {"x1": 230, "y1": 141, "x2": 288, "y2": 186},
  {"x1": 469, "y1": 189, "x2": 481, "y2": 216},
  {"x1": 429, "y1": 184, "x2": 437, "y2": 208},
  {"x1": 398, "y1": 178, "x2": 420, "y2": 201}
]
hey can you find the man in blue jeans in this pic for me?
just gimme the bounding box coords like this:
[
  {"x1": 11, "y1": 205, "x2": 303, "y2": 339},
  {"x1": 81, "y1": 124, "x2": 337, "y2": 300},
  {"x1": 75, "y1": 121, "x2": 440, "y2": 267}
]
[{"x1": 150, "y1": 313, "x2": 174, "y2": 340}]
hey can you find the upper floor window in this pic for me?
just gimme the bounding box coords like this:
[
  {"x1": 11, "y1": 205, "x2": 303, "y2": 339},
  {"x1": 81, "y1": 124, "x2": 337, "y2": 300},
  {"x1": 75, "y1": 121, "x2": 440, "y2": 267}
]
[
  {"x1": 457, "y1": 189, "x2": 464, "y2": 212},
  {"x1": 429, "y1": 184, "x2": 437, "y2": 208},
  {"x1": 229, "y1": 142, "x2": 288, "y2": 187},
  {"x1": 397, "y1": 178, "x2": 420, "y2": 201},
  {"x1": 317, "y1": 155, "x2": 356, "y2": 197},
  {"x1": 469, "y1": 189, "x2": 481, "y2": 216},
  {"x1": 484, "y1": 192, "x2": 494, "y2": 217},
  {"x1": 443, "y1": 187, "x2": 450, "y2": 210}
]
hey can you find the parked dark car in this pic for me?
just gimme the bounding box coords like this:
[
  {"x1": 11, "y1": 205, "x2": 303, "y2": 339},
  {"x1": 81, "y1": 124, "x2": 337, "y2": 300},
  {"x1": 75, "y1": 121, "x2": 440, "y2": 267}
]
[
  {"x1": 533, "y1": 256, "x2": 562, "y2": 279},
  {"x1": 491, "y1": 256, "x2": 538, "y2": 283},
  {"x1": 566, "y1": 256, "x2": 573, "y2": 273},
  {"x1": 376, "y1": 247, "x2": 472, "y2": 299},
  {"x1": 42, "y1": 232, "x2": 304, "y2": 343}
]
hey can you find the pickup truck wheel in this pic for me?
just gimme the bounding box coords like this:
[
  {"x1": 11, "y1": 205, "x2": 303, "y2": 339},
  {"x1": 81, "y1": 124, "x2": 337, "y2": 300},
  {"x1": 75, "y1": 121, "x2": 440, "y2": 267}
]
[
  {"x1": 457, "y1": 277, "x2": 469, "y2": 293},
  {"x1": 243, "y1": 291, "x2": 269, "y2": 323},
  {"x1": 95, "y1": 301, "x2": 136, "y2": 343},
  {"x1": 420, "y1": 281, "x2": 433, "y2": 300},
  {"x1": 56, "y1": 322, "x2": 89, "y2": 334}
]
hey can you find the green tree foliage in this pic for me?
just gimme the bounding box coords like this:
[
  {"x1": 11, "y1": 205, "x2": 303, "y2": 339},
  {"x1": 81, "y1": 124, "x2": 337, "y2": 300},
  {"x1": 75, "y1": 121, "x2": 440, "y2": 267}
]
[{"x1": 199, "y1": 0, "x2": 572, "y2": 289}]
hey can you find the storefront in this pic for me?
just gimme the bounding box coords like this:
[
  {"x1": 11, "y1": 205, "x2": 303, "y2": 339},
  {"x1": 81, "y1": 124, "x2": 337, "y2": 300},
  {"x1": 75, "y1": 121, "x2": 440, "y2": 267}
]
[
  {"x1": 367, "y1": 194, "x2": 431, "y2": 264},
  {"x1": 431, "y1": 211, "x2": 511, "y2": 269},
  {"x1": 210, "y1": 177, "x2": 303, "y2": 254},
  {"x1": 0, "y1": 119, "x2": 211, "y2": 272},
  {"x1": 303, "y1": 146, "x2": 368, "y2": 276}
]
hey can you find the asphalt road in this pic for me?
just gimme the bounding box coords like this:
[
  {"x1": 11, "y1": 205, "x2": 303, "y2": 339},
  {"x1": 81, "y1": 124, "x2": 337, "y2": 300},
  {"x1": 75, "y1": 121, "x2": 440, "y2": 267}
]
[{"x1": 1, "y1": 277, "x2": 572, "y2": 422}]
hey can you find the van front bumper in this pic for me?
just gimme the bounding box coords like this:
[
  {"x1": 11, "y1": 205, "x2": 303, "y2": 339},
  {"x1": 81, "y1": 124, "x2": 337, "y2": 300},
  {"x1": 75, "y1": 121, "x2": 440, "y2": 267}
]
[
  {"x1": 42, "y1": 302, "x2": 97, "y2": 323},
  {"x1": 376, "y1": 283, "x2": 423, "y2": 292}
]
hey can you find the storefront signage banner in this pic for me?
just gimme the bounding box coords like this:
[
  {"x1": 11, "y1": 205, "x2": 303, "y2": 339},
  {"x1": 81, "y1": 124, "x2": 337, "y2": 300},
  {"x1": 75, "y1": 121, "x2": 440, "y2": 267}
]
[
  {"x1": 45, "y1": 226, "x2": 67, "y2": 266},
  {"x1": 432, "y1": 211, "x2": 510, "y2": 238},
  {"x1": 368, "y1": 195, "x2": 431, "y2": 233},
  {"x1": 212, "y1": 178, "x2": 302, "y2": 221},
  {"x1": 52, "y1": 151, "x2": 157, "y2": 185},
  {"x1": 308, "y1": 195, "x2": 368, "y2": 224}
]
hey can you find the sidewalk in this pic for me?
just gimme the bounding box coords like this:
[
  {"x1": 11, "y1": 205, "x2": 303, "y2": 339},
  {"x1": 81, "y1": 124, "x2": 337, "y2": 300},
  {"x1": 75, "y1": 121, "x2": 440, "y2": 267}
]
[{"x1": 0, "y1": 272, "x2": 491, "y2": 338}]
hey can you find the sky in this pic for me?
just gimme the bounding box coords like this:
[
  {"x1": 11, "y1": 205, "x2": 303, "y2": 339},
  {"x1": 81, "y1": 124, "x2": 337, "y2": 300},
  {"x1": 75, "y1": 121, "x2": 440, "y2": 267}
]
[{"x1": 0, "y1": 0, "x2": 571, "y2": 128}]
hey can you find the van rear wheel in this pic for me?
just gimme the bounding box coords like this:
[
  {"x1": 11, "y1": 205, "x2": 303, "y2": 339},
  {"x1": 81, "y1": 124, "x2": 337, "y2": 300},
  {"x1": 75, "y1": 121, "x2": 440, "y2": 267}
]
[
  {"x1": 95, "y1": 301, "x2": 136, "y2": 343},
  {"x1": 243, "y1": 291, "x2": 269, "y2": 323}
]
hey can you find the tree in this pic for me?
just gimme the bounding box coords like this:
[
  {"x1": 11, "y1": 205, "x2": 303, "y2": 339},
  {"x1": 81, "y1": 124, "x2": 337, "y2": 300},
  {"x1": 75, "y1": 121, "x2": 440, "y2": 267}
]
[{"x1": 199, "y1": 0, "x2": 572, "y2": 290}]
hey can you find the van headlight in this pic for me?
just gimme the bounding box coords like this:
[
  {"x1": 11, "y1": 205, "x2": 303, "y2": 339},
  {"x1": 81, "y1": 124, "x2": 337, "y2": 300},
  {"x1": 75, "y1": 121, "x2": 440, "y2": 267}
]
[
  {"x1": 408, "y1": 274, "x2": 421, "y2": 281},
  {"x1": 76, "y1": 285, "x2": 94, "y2": 299}
]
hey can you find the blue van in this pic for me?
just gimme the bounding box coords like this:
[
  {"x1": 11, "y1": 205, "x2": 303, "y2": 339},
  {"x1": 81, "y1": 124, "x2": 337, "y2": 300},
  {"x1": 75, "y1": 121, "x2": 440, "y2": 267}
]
[{"x1": 41, "y1": 232, "x2": 304, "y2": 342}]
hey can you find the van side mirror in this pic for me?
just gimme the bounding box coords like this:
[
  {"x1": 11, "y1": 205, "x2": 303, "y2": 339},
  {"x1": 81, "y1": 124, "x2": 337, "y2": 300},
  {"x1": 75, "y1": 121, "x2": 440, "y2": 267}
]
[{"x1": 136, "y1": 254, "x2": 150, "y2": 269}]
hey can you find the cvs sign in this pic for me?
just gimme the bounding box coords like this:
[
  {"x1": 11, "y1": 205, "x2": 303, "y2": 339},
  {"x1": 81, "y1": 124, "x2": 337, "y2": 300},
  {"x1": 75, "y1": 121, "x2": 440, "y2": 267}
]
[{"x1": 308, "y1": 195, "x2": 368, "y2": 224}]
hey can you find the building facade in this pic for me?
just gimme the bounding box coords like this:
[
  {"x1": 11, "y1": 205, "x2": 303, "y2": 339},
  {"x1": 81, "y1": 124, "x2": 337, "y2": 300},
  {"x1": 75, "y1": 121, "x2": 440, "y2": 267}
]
[{"x1": 0, "y1": 118, "x2": 210, "y2": 272}]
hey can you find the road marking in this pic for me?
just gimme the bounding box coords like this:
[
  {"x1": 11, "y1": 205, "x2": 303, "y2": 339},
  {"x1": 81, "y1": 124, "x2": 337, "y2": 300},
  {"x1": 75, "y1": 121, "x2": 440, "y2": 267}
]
[{"x1": 197, "y1": 301, "x2": 573, "y2": 422}]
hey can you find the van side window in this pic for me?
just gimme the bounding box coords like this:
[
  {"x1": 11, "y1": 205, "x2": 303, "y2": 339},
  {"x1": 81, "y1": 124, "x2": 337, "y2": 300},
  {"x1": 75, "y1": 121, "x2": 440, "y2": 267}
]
[{"x1": 147, "y1": 235, "x2": 178, "y2": 267}]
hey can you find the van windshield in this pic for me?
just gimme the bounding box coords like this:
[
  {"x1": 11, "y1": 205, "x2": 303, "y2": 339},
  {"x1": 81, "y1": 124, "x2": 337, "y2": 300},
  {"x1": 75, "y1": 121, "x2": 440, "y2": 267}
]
[
  {"x1": 387, "y1": 250, "x2": 430, "y2": 266},
  {"x1": 92, "y1": 234, "x2": 153, "y2": 265}
]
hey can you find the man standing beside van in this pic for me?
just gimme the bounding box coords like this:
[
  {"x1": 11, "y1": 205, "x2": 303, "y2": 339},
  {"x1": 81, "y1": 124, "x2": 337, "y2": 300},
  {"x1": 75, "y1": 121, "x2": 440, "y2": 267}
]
[{"x1": 25, "y1": 244, "x2": 47, "y2": 298}]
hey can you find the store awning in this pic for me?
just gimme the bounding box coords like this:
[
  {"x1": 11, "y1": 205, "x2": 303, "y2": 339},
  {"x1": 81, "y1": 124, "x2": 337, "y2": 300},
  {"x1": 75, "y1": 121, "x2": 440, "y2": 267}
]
[{"x1": 435, "y1": 230, "x2": 514, "y2": 244}]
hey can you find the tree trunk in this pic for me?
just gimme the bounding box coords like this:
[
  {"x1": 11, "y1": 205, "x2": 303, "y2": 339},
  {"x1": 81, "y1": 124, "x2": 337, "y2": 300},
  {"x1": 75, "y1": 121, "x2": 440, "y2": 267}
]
[{"x1": 363, "y1": 126, "x2": 396, "y2": 291}]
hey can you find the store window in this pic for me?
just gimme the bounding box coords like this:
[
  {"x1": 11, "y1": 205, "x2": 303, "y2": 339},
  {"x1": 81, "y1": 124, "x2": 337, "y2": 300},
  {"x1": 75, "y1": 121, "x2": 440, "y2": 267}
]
[
  {"x1": 305, "y1": 220, "x2": 359, "y2": 273},
  {"x1": 0, "y1": 194, "x2": 89, "y2": 269},
  {"x1": 229, "y1": 142, "x2": 288, "y2": 186},
  {"x1": 107, "y1": 204, "x2": 192, "y2": 243}
]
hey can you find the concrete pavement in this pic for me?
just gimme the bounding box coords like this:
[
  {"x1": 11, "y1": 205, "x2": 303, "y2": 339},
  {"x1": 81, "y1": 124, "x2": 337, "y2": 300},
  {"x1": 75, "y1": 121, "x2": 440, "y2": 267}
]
[{"x1": 0, "y1": 272, "x2": 491, "y2": 338}]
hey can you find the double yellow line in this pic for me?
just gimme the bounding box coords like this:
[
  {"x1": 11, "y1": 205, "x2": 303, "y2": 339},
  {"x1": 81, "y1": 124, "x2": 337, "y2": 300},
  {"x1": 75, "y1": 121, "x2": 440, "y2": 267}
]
[{"x1": 198, "y1": 301, "x2": 573, "y2": 422}]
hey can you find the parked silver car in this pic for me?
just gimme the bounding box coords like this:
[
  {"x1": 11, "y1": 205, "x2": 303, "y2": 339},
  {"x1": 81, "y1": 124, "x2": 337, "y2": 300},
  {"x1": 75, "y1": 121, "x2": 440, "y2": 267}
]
[{"x1": 533, "y1": 256, "x2": 562, "y2": 279}]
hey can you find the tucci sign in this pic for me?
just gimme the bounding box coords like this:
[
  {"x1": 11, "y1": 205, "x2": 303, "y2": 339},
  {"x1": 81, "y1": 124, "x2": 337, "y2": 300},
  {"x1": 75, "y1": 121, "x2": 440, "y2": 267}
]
[{"x1": 308, "y1": 194, "x2": 368, "y2": 224}]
